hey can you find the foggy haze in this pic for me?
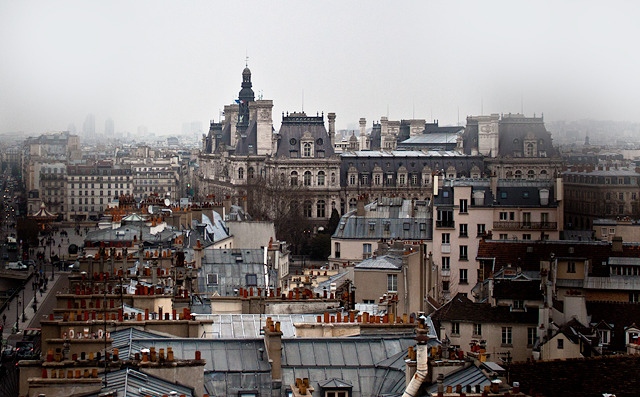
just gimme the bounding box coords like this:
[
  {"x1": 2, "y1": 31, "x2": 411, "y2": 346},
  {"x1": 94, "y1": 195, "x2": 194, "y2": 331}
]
[{"x1": 1, "y1": 1, "x2": 639, "y2": 136}]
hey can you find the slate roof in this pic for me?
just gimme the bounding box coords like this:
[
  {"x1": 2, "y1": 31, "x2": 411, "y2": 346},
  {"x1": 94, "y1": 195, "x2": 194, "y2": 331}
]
[
  {"x1": 110, "y1": 327, "x2": 169, "y2": 360},
  {"x1": 333, "y1": 217, "x2": 432, "y2": 241},
  {"x1": 121, "y1": 334, "x2": 429, "y2": 397},
  {"x1": 434, "y1": 179, "x2": 558, "y2": 208},
  {"x1": 339, "y1": 151, "x2": 484, "y2": 186},
  {"x1": 198, "y1": 248, "x2": 273, "y2": 296},
  {"x1": 493, "y1": 279, "x2": 543, "y2": 301},
  {"x1": 234, "y1": 120, "x2": 259, "y2": 155},
  {"x1": 432, "y1": 293, "x2": 538, "y2": 325},
  {"x1": 99, "y1": 368, "x2": 194, "y2": 397},
  {"x1": 425, "y1": 365, "x2": 491, "y2": 394},
  {"x1": 84, "y1": 222, "x2": 176, "y2": 247},
  {"x1": 355, "y1": 254, "x2": 403, "y2": 270},
  {"x1": 281, "y1": 336, "x2": 433, "y2": 397},
  {"x1": 476, "y1": 239, "x2": 640, "y2": 277},
  {"x1": 275, "y1": 113, "x2": 335, "y2": 158},
  {"x1": 197, "y1": 314, "x2": 320, "y2": 338},
  {"x1": 587, "y1": 301, "x2": 640, "y2": 352},
  {"x1": 497, "y1": 115, "x2": 558, "y2": 157}
]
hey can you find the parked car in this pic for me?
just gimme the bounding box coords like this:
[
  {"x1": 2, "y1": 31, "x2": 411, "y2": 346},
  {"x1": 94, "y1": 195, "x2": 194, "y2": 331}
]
[
  {"x1": 1, "y1": 346, "x2": 15, "y2": 362},
  {"x1": 5, "y1": 261, "x2": 27, "y2": 270}
]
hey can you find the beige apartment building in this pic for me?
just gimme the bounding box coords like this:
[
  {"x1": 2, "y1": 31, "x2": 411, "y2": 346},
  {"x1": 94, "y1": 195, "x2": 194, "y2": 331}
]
[{"x1": 432, "y1": 177, "x2": 563, "y2": 303}]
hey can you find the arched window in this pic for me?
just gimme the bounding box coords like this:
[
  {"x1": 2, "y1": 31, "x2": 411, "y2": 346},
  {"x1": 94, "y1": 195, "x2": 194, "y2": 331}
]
[
  {"x1": 248, "y1": 167, "x2": 255, "y2": 179},
  {"x1": 317, "y1": 200, "x2": 326, "y2": 218},
  {"x1": 527, "y1": 170, "x2": 535, "y2": 179},
  {"x1": 238, "y1": 167, "x2": 244, "y2": 179},
  {"x1": 304, "y1": 171, "x2": 312, "y2": 186},
  {"x1": 540, "y1": 169, "x2": 548, "y2": 178},
  {"x1": 526, "y1": 143, "x2": 535, "y2": 157},
  {"x1": 290, "y1": 171, "x2": 298, "y2": 186},
  {"x1": 303, "y1": 200, "x2": 313, "y2": 217},
  {"x1": 303, "y1": 142, "x2": 312, "y2": 157},
  {"x1": 514, "y1": 170, "x2": 522, "y2": 179},
  {"x1": 317, "y1": 171, "x2": 325, "y2": 186}
]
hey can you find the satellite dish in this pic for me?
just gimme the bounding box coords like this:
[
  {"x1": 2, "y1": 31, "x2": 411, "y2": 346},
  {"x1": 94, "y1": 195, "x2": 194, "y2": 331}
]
[
  {"x1": 164, "y1": 198, "x2": 171, "y2": 207},
  {"x1": 148, "y1": 205, "x2": 154, "y2": 214}
]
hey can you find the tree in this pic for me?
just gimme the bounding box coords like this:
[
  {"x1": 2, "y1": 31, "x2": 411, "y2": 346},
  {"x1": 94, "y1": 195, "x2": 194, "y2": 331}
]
[
  {"x1": 327, "y1": 208, "x2": 341, "y2": 235},
  {"x1": 243, "y1": 174, "x2": 315, "y2": 255}
]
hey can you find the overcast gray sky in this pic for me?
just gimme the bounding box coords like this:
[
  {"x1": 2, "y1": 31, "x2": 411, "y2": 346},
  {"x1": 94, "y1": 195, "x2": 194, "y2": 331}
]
[{"x1": 1, "y1": 1, "x2": 639, "y2": 135}]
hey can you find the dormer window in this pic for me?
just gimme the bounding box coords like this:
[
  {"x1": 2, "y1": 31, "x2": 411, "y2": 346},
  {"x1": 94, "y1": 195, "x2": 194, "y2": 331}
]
[{"x1": 303, "y1": 142, "x2": 312, "y2": 157}]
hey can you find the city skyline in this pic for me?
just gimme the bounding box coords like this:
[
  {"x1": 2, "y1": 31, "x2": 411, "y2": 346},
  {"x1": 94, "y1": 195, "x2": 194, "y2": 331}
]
[{"x1": 1, "y1": 1, "x2": 640, "y2": 135}]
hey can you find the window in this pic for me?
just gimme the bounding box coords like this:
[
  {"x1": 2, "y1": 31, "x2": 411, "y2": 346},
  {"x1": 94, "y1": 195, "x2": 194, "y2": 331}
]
[
  {"x1": 557, "y1": 338, "x2": 564, "y2": 349},
  {"x1": 399, "y1": 174, "x2": 406, "y2": 185},
  {"x1": 326, "y1": 392, "x2": 348, "y2": 397},
  {"x1": 363, "y1": 243, "x2": 372, "y2": 258},
  {"x1": 246, "y1": 274, "x2": 258, "y2": 286},
  {"x1": 522, "y1": 212, "x2": 531, "y2": 226},
  {"x1": 442, "y1": 281, "x2": 450, "y2": 291},
  {"x1": 442, "y1": 257, "x2": 450, "y2": 270},
  {"x1": 620, "y1": 192, "x2": 624, "y2": 200},
  {"x1": 290, "y1": 171, "x2": 298, "y2": 186},
  {"x1": 238, "y1": 167, "x2": 244, "y2": 179},
  {"x1": 459, "y1": 269, "x2": 468, "y2": 284},
  {"x1": 451, "y1": 322, "x2": 460, "y2": 335},
  {"x1": 528, "y1": 327, "x2": 537, "y2": 346},
  {"x1": 502, "y1": 327, "x2": 512, "y2": 345},
  {"x1": 374, "y1": 174, "x2": 381, "y2": 185},
  {"x1": 459, "y1": 199, "x2": 468, "y2": 213},
  {"x1": 599, "y1": 329, "x2": 610, "y2": 345},
  {"x1": 317, "y1": 200, "x2": 326, "y2": 218},
  {"x1": 499, "y1": 212, "x2": 508, "y2": 221},
  {"x1": 304, "y1": 171, "x2": 312, "y2": 186},
  {"x1": 207, "y1": 274, "x2": 218, "y2": 285},
  {"x1": 303, "y1": 201, "x2": 312, "y2": 217},
  {"x1": 630, "y1": 292, "x2": 640, "y2": 303},
  {"x1": 303, "y1": 142, "x2": 312, "y2": 157},
  {"x1": 335, "y1": 242, "x2": 341, "y2": 258},
  {"x1": 361, "y1": 174, "x2": 368, "y2": 185},
  {"x1": 513, "y1": 300, "x2": 524, "y2": 310},
  {"x1": 315, "y1": 171, "x2": 325, "y2": 186},
  {"x1": 459, "y1": 245, "x2": 468, "y2": 260},
  {"x1": 459, "y1": 223, "x2": 468, "y2": 237},
  {"x1": 247, "y1": 167, "x2": 255, "y2": 179},
  {"x1": 387, "y1": 274, "x2": 398, "y2": 292},
  {"x1": 442, "y1": 233, "x2": 450, "y2": 244},
  {"x1": 477, "y1": 224, "x2": 486, "y2": 236},
  {"x1": 500, "y1": 234, "x2": 508, "y2": 240},
  {"x1": 473, "y1": 323, "x2": 482, "y2": 336},
  {"x1": 522, "y1": 234, "x2": 531, "y2": 240},
  {"x1": 412, "y1": 174, "x2": 418, "y2": 185},
  {"x1": 349, "y1": 174, "x2": 356, "y2": 185},
  {"x1": 567, "y1": 262, "x2": 576, "y2": 273}
]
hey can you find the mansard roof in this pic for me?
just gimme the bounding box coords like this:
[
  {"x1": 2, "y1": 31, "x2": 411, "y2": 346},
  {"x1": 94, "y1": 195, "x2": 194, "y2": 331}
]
[
  {"x1": 275, "y1": 112, "x2": 335, "y2": 158},
  {"x1": 497, "y1": 114, "x2": 559, "y2": 157},
  {"x1": 234, "y1": 120, "x2": 258, "y2": 155}
]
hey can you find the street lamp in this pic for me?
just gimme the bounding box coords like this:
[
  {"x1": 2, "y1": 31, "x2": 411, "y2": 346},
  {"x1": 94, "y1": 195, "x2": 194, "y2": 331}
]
[
  {"x1": 22, "y1": 285, "x2": 26, "y2": 322},
  {"x1": 15, "y1": 297, "x2": 19, "y2": 333}
]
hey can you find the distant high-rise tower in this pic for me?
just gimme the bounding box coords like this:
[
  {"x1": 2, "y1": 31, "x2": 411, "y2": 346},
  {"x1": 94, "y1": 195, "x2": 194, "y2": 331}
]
[
  {"x1": 83, "y1": 114, "x2": 95, "y2": 137},
  {"x1": 105, "y1": 117, "x2": 114, "y2": 136}
]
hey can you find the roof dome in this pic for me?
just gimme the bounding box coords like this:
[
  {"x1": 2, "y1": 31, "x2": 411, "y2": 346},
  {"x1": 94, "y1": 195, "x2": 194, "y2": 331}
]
[{"x1": 242, "y1": 67, "x2": 251, "y2": 76}]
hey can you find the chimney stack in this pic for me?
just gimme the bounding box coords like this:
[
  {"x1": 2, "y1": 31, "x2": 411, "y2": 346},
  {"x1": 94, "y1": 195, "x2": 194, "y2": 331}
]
[{"x1": 328, "y1": 113, "x2": 336, "y2": 149}]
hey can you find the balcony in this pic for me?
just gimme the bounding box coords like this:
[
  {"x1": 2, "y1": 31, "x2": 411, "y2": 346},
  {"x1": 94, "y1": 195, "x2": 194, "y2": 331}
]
[
  {"x1": 441, "y1": 269, "x2": 451, "y2": 277},
  {"x1": 436, "y1": 220, "x2": 455, "y2": 229},
  {"x1": 492, "y1": 221, "x2": 557, "y2": 231},
  {"x1": 441, "y1": 244, "x2": 451, "y2": 254}
]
